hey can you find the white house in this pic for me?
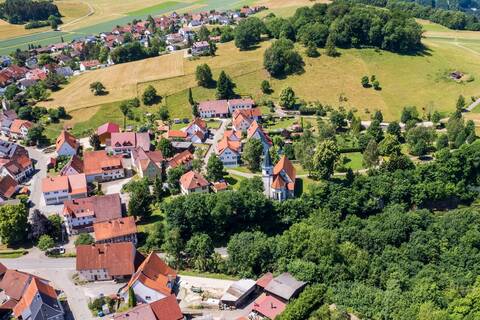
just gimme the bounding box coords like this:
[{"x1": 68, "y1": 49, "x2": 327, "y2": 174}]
[
  {"x1": 216, "y1": 135, "x2": 241, "y2": 167},
  {"x1": 179, "y1": 170, "x2": 210, "y2": 195},
  {"x1": 55, "y1": 130, "x2": 79, "y2": 157},
  {"x1": 41, "y1": 174, "x2": 87, "y2": 205}
]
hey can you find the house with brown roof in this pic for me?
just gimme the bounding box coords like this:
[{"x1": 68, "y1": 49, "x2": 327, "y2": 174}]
[
  {"x1": 97, "y1": 122, "x2": 120, "y2": 144},
  {"x1": 108, "y1": 132, "x2": 151, "y2": 155},
  {"x1": 55, "y1": 130, "x2": 79, "y2": 157},
  {"x1": 247, "y1": 121, "x2": 272, "y2": 153},
  {"x1": 216, "y1": 135, "x2": 242, "y2": 167},
  {"x1": 113, "y1": 295, "x2": 183, "y2": 320},
  {"x1": 167, "y1": 150, "x2": 194, "y2": 171},
  {"x1": 232, "y1": 108, "x2": 262, "y2": 132},
  {"x1": 76, "y1": 242, "x2": 137, "y2": 281},
  {"x1": 59, "y1": 154, "x2": 84, "y2": 176},
  {"x1": 83, "y1": 150, "x2": 125, "y2": 182},
  {"x1": 0, "y1": 152, "x2": 34, "y2": 182},
  {"x1": 262, "y1": 153, "x2": 296, "y2": 202},
  {"x1": 0, "y1": 175, "x2": 18, "y2": 202},
  {"x1": 94, "y1": 216, "x2": 138, "y2": 245},
  {"x1": 12, "y1": 278, "x2": 64, "y2": 320},
  {"x1": 41, "y1": 174, "x2": 88, "y2": 205},
  {"x1": 121, "y1": 252, "x2": 178, "y2": 303},
  {"x1": 164, "y1": 130, "x2": 188, "y2": 141},
  {"x1": 212, "y1": 181, "x2": 228, "y2": 193},
  {"x1": 62, "y1": 193, "x2": 122, "y2": 235},
  {"x1": 179, "y1": 170, "x2": 209, "y2": 195},
  {"x1": 183, "y1": 118, "x2": 207, "y2": 143},
  {"x1": 9, "y1": 119, "x2": 33, "y2": 140},
  {"x1": 131, "y1": 148, "x2": 163, "y2": 180}
]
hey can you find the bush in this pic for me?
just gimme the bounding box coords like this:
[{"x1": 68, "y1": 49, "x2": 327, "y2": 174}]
[
  {"x1": 75, "y1": 233, "x2": 94, "y2": 246},
  {"x1": 37, "y1": 234, "x2": 54, "y2": 251}
]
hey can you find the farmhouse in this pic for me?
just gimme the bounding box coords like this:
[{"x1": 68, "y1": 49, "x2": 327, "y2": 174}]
[
  {"x1": 262, "y1": 153, "x2": 296, "y2": 202},
  {"x1": 198, "y1": 99, "x2": 255, "y2": 118},
  {"x1": 79, "y1": 60, "x2": 101, "y2": 71},
  {"x1": 252, "y1": 294, "x2": 286, "y2": 320},
  {"x1": 131, "y1": 148, "x2": 163, "y2": 180},
  {"x1": 264, "y1": 272, "x2": 306, "y2": 302},
  {"x1": 216, "y1": 136, "x2": 241, "y2": 167},
  {"x1": 247, "y1": 121, "x2": 272, "y2": 152},
  {"x1": 167, "y1": 150, "x2": 194, "y2": 170},
  {"x1": 55, "y1": 130, "x2": 79, "y2": 157},
  {"x1": 9, "y1": 119, "x2": 33, "y2": 140},
  {"x1": 94, "y1": 216, "x2": 138, "y2": 245},
  {"x1": 41, "y1": 174, "x2": 87, "y2": 205},
  {"x1": 97, "y1": 122, "x2": 120, "y2": 144},
  {"x1": 83, "y1": 150, "x2": 125, "y2": 183},
  {"x1": 108, "y1": 132, "x2": 151, "y2": 155},
  {"x1": 59, "y1": 154, "x2": 84, "y2": 176},
  {"x1": 76, "y1": 242, "x2": 137, "y2": 281},
  {"x1": 62, "y1": 193, "x2": 122, "y2": 235},
  {"x1": 179, "y1": 170, "x2": 210, "y2": 195},
  {"x1": 192, "y1": 41, "x2": 209, "y2": 56},
  {"x1": 121, "y1": 252, "x2": 178, "y2": 303}
]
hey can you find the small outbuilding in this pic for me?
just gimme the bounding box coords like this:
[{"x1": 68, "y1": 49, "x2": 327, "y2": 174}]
[{"x1": 220, "y1": 279, "x2": 256, "y2": 308}]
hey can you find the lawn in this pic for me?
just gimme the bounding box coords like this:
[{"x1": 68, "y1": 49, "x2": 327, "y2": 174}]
[
  {"x1": 341, "y1": 152, "x2": 364, "y2": 171},
  {"x1": 224, "y1": 173, "x2": 246, "y2": 189},
  {"x1": 263, "y1": 117, "x2": 297, "y2": 131},
  {"x1": 0, "y1": 249, "x2": 28, "y2": 258},
  {"x1": 207, "y1": 119, "x2": 222, "y2": 129}
]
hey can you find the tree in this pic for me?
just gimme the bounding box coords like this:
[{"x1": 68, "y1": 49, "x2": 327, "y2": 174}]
[
  {"x1": 234, "y1": 17, "x2": 265, "y2": 50},
  {"x1": 167, "y1": 166, "x2": 185, "y2": 194},
  {"x1": 401, "y1": 106, "x2": 419, "y2": 123},
  {"x1": 366, "y1": 119, "x2": 384, "y2": 143},
  {"x1": 305, "y1": 43, "x2": 320, "y2": 57},
  {"x1": 4, "y1": 84, "x2": 20, "y2": 100},
  {"x1": 361, "y1": 76, "x2": 370, "y2": 88},
  {"x1": 163, "y1": 228, "x2": 184, "y2": 269},
  {"x1": 128, "y1": 179, "x2": 152, "y2": 220},
  {"x1": 142, "y1": 85, "x2": 159, "y2": 105},
  {"x1": 198, "y1": 25, "x2": 210, "y2": 41},
  {"x1": 387, "y1": 121, "x2": 402, "y2": 140},
  {"x1": 192, "y1": 103, "x2": 199, "y2": 118},
  {"x1": 431, "y1": 110, "x2": 442, "y2": 125},
  {"x1": 378, "y1": 133, "x2": 401, "y2": 156},
  {"x1": 277, "y1": 285, "x2": 327, "y2": 320},
  {"x1": 436, "y1": 133, "x2": 449, "y2": 150},
  {"x1": 264, "y1": 38, "x2": 304, "y2": 77},
  {"x1": 152, "y1": 175, "x2": 165, "y2": 203},
  {"x1": 185, "y1": 233, "x2": 214, "y2": 271},
  {"x1": 372, "y1": 80, "x2": 380, "y2": 90},
  {"x1": 158, "y1": 106, "x2": 169, "y2": 121},
  {"x1": 406, "y1": 126, "x2": 436, "y2": 156},
  {"x1": 242, "y1": 138, "x2": 264, "y2": 172},
  {"x1": 195, "y1": 64, "x2": 213, "y2": 87},
  {"x1": 261, "y1": 80, "x2": 272, "y2": 94},
  {"x1": 48, "y1": 214, "x2": 63, "y2": 241},
  {"x1": 373, "y1": 110, "x2": 384, "y2": 123},
  {"x1": 89, "y1": 133, "x2": 101, "y2": 150},
  {"x1": 75, "y1": 233, "x2": 94, "y2": 246},
  {"x1": 207, "y1": 154, "x2": 224, "y2": 181},
  {"x1": 119, "y1": 102, "x2": 132, "y2": 129},
  {"x1": 208, "y1": 41, "x2": 217, "y2": 56},
  {"x1": 329, "y1": 110, "x2": 346, "y2": 129},
  {"x1": 279, "y1": 87, "x2": 296, "y2": 109},
  {"x1": 28, "y1": 210, "x2": 51, "y2": 241},
  {"x1": 325, "y1": 35, "x2": 338, "y2": 57},
  {"x1": 0, "y1": 203, "x2": 28, "y2": 245},
  {"x1": 188, "y1": 88, "x2": 195, "y2": 106},
  {"x1": 26, "y1": 125, "x2": 45, "y2": 145},
  {"x1": 312, "y1": 139, "x2": 339, "y2": 180},
  {"x1": 37, "y1": 235, "x2": 54, "y2": 251},
  {"x1": 363, "y1": 139, "x2": 380, "y2": 168},
  {"x1": 128, "y1": 287, "x2": 137, "y2": 308},
  {"x1": 144, "y1": 222, "x2": 164, "y2": 251},
  {"x1": 26, "y1": 83, "x2": 48, "y2": 101},
  {"x1": 89, "y1": 81, "x2": 106, "y2": 95},
  {"x1": 456, "y1": 94, "x2": 466, "y2": 112},
  {"x1": 216, "y1": 71, "x2": 236, "y2": 99},
  {"x1": 157, "y1": 138, "x2": 173, "y2": 157}
]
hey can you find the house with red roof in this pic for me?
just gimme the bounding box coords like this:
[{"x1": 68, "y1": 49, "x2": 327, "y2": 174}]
[
  {"x1": 0, "y1": 152, "x2": 34, "y2": 182},
  {"x1": 164, "y1": 130, "x2": 188, "y2": 141},
  {"x1": 94, "y1": 216, "x2": 138, "y2": 246},
  {"x1": 79, "y1": 59, "x2": 101, "y2": 71},
  {"x1": 59, "y1": 154, "x2": 84, "y2": 176},
  {"x1": 198, "y1": 100, "x2": 229, "y2": 118},
  {"x1": 232, "y1": 108, "x2": 262, "y2": 132},
  {"x1": 42, "y1": 173, "x2": 87, "y2": 205},
  {"x1": 252, "y1": 294, "x2": 286, "y2": 319},
  {"x1": 131, "y1": 148, "x2": 163, "y2": 180},
  {"x1": 55, "y1": 130, "x2": 79, "y2": 157},
  {"x1": 179, "y1": 170, "x2": 209, "y2": 195},
  {"x1": 76, "y1": 242, "x2": 137, "y2": 281},
  {"x1": 247, "y1": 121, "x2": 272, "y2": 153},
  {"x1": 97, "y1": 122, "x2": 120, "y2": 144},
  {"x1": 26, "y1": 68, "x2": 47, "y2": 81},
  {"x1": 183, "y1": 118, "x2": 207, "y2": 143},
  {"x1": 0, "y1": 175, "x2": 18, "y2": 202},
  {"x1": 62, "y1": 193, "x2": 122, "y2": 235},
  {"x1": 8, "y1": 119, "x2": 33, "y2": 140},
  {"x1": 262, "y1": 153, "x2": 296, "y2": 202},
  {"x1": 83, "y1": 150, "x2": 125, "y2": 182},
  {"x1": 113, "y1": 294, "x2": 183, "y2": 320},
  {"x1": 108, "y1": 132, "x2": 151, "y2": 155},
  {"x1": 121, "y1": 252, "x2": 178, "y2": 303},
  {"x1": 216, "y1": 135, "x2": 242, "y2": 167},
  {"x1": 167, "y1": 150, "x2": 194, "y2": 171}
]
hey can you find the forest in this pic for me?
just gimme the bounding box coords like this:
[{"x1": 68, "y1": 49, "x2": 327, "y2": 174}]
[{"x1": 0, "y1": 0, "x2": 61, "y2": 24}]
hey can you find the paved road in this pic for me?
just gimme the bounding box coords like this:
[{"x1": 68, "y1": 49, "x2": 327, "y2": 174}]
[
  {"x1": 25, "y1": 145, "x2": 52, "y2": 211},
  {"x1": 203, "y1": 119, "x2": 229, "y2": 167},
  {"x1": 467, "y1": 97, "x2": 480, "y2": 111}
]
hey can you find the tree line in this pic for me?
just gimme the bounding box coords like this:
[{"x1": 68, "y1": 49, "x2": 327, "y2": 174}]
[{"x1": 0, "y1": 0, "x2": 61, "y2": 24}]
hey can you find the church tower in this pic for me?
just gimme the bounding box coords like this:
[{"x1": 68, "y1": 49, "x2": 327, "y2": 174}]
[{"x1": 262, "y1": 149, "x2": 273, "y2": 198}]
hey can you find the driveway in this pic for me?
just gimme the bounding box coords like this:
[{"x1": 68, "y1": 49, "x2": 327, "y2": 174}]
[
  {"x1": 25, "y1": 145, "x2": 52, "y2": 212},
  {"x1": 203, "y1": 119, "x2": 230, "y2": 167}
]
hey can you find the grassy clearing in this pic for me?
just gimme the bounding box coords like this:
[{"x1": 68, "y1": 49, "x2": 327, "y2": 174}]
[
  {"x1": 224, "y1": 173, "x2": 246, "y2": 189},
  {"x1": 342, "y1": 152, "x2": 364, "y2": 170}
]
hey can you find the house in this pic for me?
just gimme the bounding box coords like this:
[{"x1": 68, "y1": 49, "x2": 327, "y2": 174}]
[
  {"x1": 0, "y1": 152, "x2": 34, "y2": 182},
  {"x1": 184, "y1": 118, "x2": 207, "y2": 143},
  {"x1": 55, "y1": 66, "x2": 74, "y2": 78},
  {"x1": 121, "y1": 252, "x2": 178, "y2": 303},
  {"x1": 264, "y1": 272, "x2": 306, "y2": 302},
  {"x1": 171, "y1": 141, "x2": 193, "y2": 153},
  {"x1": 0, "y1": 175, "x2": 18, "y2": 202},
  {"x1": 62, "y1": 193, "x2": 122, "y2": 235},
  {"x1": 262, "y1": 153, "x2": 296, "y2": 202},
  {"x1": 0, "y1": 109, "x2": 17, "y2": 135},
  {"x1": 108, "y1": 132, "x2": 151, "y2": 155},
  {"x1": 252, "y1": 294, "x2": 286, "y2": 320},
  {"x1": 167, "y1": 150, "x2": 194, "y2": 170},
  {"x1": 220, "y1": 279, "x2": 256, "y2": 308},
  {"x1": 113, "y1": 295, "x2": 183, "y2": 320},
  {"x1": 26, "y1": 68, "x2": 47, "y2": 81},
  {"x1": 41, "y1": 174, "x2": 88, "y2": 205},
  {"x1": 76, "y1": 242, "x2": 137, "y2": 281},
  {"x1": 228, "y1": 98, "x2": 255, "y2": 113},
  {"x1": 232, "y1": 108, "x2": 262, "y2": 132},
  {"x1": 224, "y1": 130, "x2": 242, "y2": 141},
  {"x1": 12, "y1": 278, "x2": 64, "y2": 320},
  {"x1": 55, "y1": 130, "x2": 79, "y2": 157},
  {"x1": 79, "y1": 60, "x2": 101, "y2": 71},
  {"x1": 212, "y1": 181, "x2": 228, "y2": 193},
  {"x1": 216, "y1": 136, "x2": 241, "y2": 167},
  {"x1": 9, "y1": 119, "x2": 33, "y2": 140},
  {"x1": 59, "y1": 154, "x2": 84, "y2": 176},
  {"x1": 191, "y1": 41, "x2": 209, "y2": 56},
  {"x1": 164, "y1": 130, "x2": 187, "y2": 141},
  {"x1": 179, "y1": 171, "x2": 209, "y2": 195},
  {"x1": 97, "y1": 122, "x2": 120, "y2": 144},
  {"x1": 198, "y1": 100, "x2": 229, "y2": 118},
  {"x1": 131, "y1": 148, "x2": 163, "y2": 179},
  {"x1": 247, "y1": 121, "x2": 272, "y2": 152},
  {"x1": 83, "y1": 150, "x2": 125, "y2": 183},
  {"x1": 94, "y1": 216, "x2": 138, "y2": 245}
]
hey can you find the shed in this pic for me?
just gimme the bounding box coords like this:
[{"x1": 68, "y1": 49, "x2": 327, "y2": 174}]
[
  {"x1": 220, "y1": 279, "x2": 256, "y2": 307},
  {"x1": 264, "y1": 272, "x2": 306, "y2": 302}
]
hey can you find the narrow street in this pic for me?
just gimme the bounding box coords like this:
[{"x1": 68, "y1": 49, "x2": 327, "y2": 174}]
[{"x1": 203, "y1": 119, "x2": 230, "y2": 166}]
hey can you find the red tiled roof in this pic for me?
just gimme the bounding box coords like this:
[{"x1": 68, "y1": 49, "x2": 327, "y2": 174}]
[
  {"x1": 212, "y1": 181, "x2": 228, "y2": 192},
  {"x1": 94, "y1": 216, "x2": 137, "y2": 242},
  {"x1": 168, "y1": 150, "x2": 193, "y2": 169},
  {"x1": 113, "y1": 303, "x2": 156, "y2": 320},
  {"x1": 97, "y1": 122, "x2": 120, "y2": 136},
  {"x1": 63, "y1": 193, "x2": 122, "y2": 221},
  {"x1": 273, "y1": 155, "x2": 296, "y2": 182},
  {"x1": 55, "y1": 130, "x2": 78, "y2": 153},
  {"x1": 0, "y1": 269, "x2": 42, "y2": 301},
  {"x1": 165, "y1": 130, "x2": 188, "y2": 139},
  {"x1": 76, "y1": 243, "x2": 136, "y2": 276},
  {"x1": 84, "y1": 150, "x2": 123, "y2": 175},
  {"x1": 150, "y1": 294, "x2": 183, "y2": 320},
  {"x1": 256, "y1": 272, "x2": 274, "y2": 289},
  {"x1": 180, "y1": 170, "x2": 209, "y2": 190},
  {"x1": 81, "y1": 60, "x2": 100, "y2": 68},
  {"x1": 13, "y1": 278, "x2": 58, "y2": 318},
  {"x1": 198, "y1": 100, "x2": 229, "y2": 114},
  {"x1": 216, "y1": 136, "x2": 241, "y2": 154},
  {"x1": 247, "y1": 121, "x2": 272, "y2": 145},
  {"x1": 9, "y1": 119, "x2": 33, "y2": 135},
  {"x1": 253, "y1": 294, "x2": 286, "y2": 319},
  {"x1": 42, "y1": 174, "x2": 87, "y2": 195},
  {"x1": 60, "y1": 154, "x2": 84, "y2": 175},
  {"x1": 0, "y1": 175, "x2": 17, "y2": 199}
]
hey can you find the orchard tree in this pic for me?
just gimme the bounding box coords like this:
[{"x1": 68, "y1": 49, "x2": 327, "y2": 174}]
[
  {"x1": 242, "y1": 138, "x2": 264, "y2": 172},
  {"x1": 261, "y1": 80, "x2": 272, "y2": 94},
  {"x1": 279, "y1": 87, "x2": 296, "y2": 109},
  {"x1": 264, "y1": 38, "x2": 304, "y2": 77},
  {"x1": 142, "y1": 85, "x2": 160, "y2": 105},
  {"x1": 89, "y1": 81, "x2": 106, "y2": 95},
  {"x1": 0, "y1": 203, "x2": 29, "y2": 245},
  {"x1": 361, "y1": 76, "x2": 370, "y2": 88},
  {"x1": 234, "y1": 17, "x2": 265, "y2": 50},
  {"x1": 188, "y1": 88, "x2": 195, "y2": 106},
  {"x1": 325, "y1": 35, "x2": 338, "y2": 57},
  {"x1": 127, "y1": 179, "x2": 152, "y2": 220},
  {"x1": 157, "y1": 138, "x2": 174, "y2": 157},
  {"x1": 311, "y1": 139, "x2": 339, "y2": 180}
]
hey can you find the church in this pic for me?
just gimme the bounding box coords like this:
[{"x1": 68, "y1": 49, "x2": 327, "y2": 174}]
[{"x1": 262, "y1": 150, "x2": 297, "y2": 201}]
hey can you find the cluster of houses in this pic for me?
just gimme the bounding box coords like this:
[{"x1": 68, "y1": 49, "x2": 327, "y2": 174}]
[{"x1": 0, "y1": 263, "x2": 65, "y2": 320}]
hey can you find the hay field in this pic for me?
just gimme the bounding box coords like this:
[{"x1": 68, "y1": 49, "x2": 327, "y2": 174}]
[{"x1": 39, "y1": 51, "x2": 185, "y2": 111}]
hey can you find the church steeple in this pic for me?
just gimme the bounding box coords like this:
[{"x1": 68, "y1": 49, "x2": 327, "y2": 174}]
[{"x1": 262, "y1": 148, "x2": 273, "y2": 176}]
